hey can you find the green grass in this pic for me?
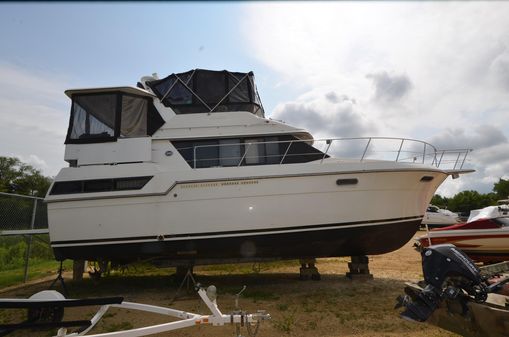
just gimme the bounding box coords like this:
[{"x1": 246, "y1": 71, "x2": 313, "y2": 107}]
[
  {"x1": 0, "y1": 235, "x2": 71, "y2": 289},
  {"x1": 0, "y1": 259, "x2": 72, "y2": 289}
]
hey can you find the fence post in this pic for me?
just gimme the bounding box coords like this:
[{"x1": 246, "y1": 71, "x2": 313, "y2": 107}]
[{"x1": 23, "y1": 198, "x2": 38, "y2": 283}]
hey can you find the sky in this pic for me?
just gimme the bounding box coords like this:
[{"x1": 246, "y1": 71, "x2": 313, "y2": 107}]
[{"x1": 0, "y1": 2, "x2": 508, "y2": 197}]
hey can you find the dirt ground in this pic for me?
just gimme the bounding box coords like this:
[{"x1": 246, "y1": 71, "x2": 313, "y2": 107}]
[{"x1": 0, "y1": 231, "x2": 459, "y2": 337}]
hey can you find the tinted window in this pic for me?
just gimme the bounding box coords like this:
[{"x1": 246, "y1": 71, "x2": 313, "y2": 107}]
[
  {"x1": 219, "y1": 139, "x2": 241, "y2": 166},
  {"x1": 50, "y1": 177, "x2": 152, "y2": 195},
  {"x1": 265, "y1": 137, "x2": 280, "y2": 164},
  {"x1": 84, "y1": 179, "x2": 113, "y2": 193},
  {"x1": 195, "y1": 140, "x2": 219, "y2": 168},
  {"x1": 244, "y1": 139, "x2": 265, "y2": 165},
  {"x1": 121, "y1": 96, "x2": 147, "y2": 137},
  {"x1": 66, "y1": 93, "x2": 163, "y2": 144},
  {"x1": 496, "y1": 217, "x2": 509, "y2": 227},
  {"x1": 70, "y1": 94, "x2": 116, "y2": 141},
  {"x1": 173, "y1": 136, "x2": 327, "y2": 168}
]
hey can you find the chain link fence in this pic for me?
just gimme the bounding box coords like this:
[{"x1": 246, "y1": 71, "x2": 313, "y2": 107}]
[
  {"x1": 0, "y1": 192, "x2": 48, "y2": 231},
  {"x1": 0, "y1": 192, "x2": 50, "y2": 283}
]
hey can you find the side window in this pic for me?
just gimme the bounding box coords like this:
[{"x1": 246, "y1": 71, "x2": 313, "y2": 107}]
[
  {"x1": 121, "y1": 96, "x2": 147, "y2": 138},
  {"x1": 219, "y1": 139, "x2": 241, "y2": 166},
  {"x1": 70, "y1": 94, "x2": 116, "y2": 141},
  {"x1": 244, "y1": 138, "x2": 265, "y2": 165},
  {"x1": 195, "y1": 140, "x2": 219, "y2": 168},
  {"x1": 265, "y1": 137, "x2": 280, "y2": 164},
  {"x1": 173, "y1": 135, "x2": 326, "y2": 168},
  {"x1": 66, "y1": 92, "x2": 164, "y2": 144}
]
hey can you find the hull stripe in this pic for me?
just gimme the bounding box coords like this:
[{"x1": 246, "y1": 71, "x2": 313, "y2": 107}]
[{"x1": 51, "y1": 215, "x2": 423, "y2": 247}]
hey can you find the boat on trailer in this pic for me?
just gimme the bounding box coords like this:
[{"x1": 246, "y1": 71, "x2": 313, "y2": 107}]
[
  {"x1": 45, "y1": 69, "x2": 472, "y2": 266},
  {"x1": 417, "y1": 205, "x2": 509, "y2": 263}
]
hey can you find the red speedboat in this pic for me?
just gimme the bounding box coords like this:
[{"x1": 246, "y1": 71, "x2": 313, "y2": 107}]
[{"x1": 418, "y1": 206, "x2": 509, "y2": 263}]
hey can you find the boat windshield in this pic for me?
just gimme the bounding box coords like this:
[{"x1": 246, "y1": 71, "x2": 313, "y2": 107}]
[
  {"x1": 495, "y1": 217, "x2": 509, "y2": 227},
  {"x1": 146, "y1": 69, "x2": 265, "y2": 117},
  {"x1": 65, "y1": 92, "x2": 164, "y2": 144}
]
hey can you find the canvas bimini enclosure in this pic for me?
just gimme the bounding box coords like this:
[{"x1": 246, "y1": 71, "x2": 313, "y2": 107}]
[{"x1": 46, "y1": 68, "x2": 472, "y2": 267}]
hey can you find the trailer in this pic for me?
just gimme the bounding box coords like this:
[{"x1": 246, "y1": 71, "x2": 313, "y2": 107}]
[{"x1": 0, "y1": 285, "x2": 270, "y2": 337}]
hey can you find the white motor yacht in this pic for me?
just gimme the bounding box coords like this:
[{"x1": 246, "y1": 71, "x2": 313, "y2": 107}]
[
  {"x1": 45, "y1": 69, "x2": 473, "y2": 265},
  {"x1": 421, "y1": 205, "x2": 460, "y2": 228}
]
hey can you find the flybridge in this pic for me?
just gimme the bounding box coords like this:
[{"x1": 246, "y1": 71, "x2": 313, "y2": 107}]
[
  {"x1": 145, "y1": 69, "x2": 265, "y2": 117},
  {"x1": 63, "y1": 70, "x2": 266, "y2": 145}
]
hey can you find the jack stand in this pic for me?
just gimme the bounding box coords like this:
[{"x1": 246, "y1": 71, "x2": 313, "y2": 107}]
[
  {"x1": 49, "y1": 261, "x2": 69, "y2": 297},
  {"x1": 346, "y1": 255, "x2": 373, "y2": 280},
  {"x1": 299, "y1": 258, "x2": 321, "y2": 281},
  {"x1": 170, "y1": 266, "x2": 197, "y2": 304}
]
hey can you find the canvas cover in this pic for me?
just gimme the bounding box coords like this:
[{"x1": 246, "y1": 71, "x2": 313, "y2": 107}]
[
  {"x1": 146, "y1": 69, "x2": 265, "y2": 117},
  {"x1": 468, "y1": 205, "x2": 509, "y2": 222},
  {"x1": 65, "y1": 91, "x2": 164, "y2": 144}
]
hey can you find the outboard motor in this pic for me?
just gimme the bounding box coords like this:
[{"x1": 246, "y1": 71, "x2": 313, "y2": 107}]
[{"x1": 396, "y1": 244, "x2": 488, "y2": 322}]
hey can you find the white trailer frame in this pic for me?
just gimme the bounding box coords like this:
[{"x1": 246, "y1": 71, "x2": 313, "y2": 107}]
[{"x1": 0, "y1": 286, "x2": 270, "y2": 337}]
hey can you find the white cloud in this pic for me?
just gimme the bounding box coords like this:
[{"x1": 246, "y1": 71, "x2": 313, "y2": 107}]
[
  {"x1": 272, "y1": 89, "x2": 374, "y2": 139},
  {"x1": 366, "y1": 71, "x2": 412, "y2": 103},
  {"x1": 0, "y1": 62, "x2": 69, "y2": 176},
  {"x1": 243, "y1": 2, "x2": 509, "y2": 196},
  {"x1": 15, "y1": 154, "x2": 49, "y2": 172}
]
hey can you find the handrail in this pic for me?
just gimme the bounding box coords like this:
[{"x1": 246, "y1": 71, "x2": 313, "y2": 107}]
[{"x1": 190, "y1": 137, "x2": 472, "y2": 170}]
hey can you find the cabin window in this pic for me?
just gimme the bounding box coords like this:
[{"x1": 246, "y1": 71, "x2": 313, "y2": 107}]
[
  {"x1": 244, "y1": 139, "x2": 265, "y2": 165},
  {"x1": 219, "y1": 139, "x2": 241, "y2": 167},
  {"x1": 70, "y1": 94, "x2": 117, "y2": 141},
  {"x1": 49, "y1": 176, "x2": 153, "y2": 195},
  {"x1": 265, "y1": 137, "x2": 280, "y2": 164},
  {"x1": 65, "y1": 92, "x2": 164, "y2": 144},
  {"x1": 493, "y1": 217, "x2": 509, "y2": 227},
  {"x1": 173, "y1": 136, "x2": 328, "y2": 168},
  {"x1": 195, "y1": 140, "x2": 219, "y2": 168},
  {"x1": 427, "y1": 206, "x2": 439, "y2": 213},
  {"x1": 121, "y1": 95, "x2": 147, "y2": 137}
]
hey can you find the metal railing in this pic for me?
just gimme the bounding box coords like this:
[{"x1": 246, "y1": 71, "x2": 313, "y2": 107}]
[{"x1": 191, "y1": 137, "x2": 472, "y2": 170}]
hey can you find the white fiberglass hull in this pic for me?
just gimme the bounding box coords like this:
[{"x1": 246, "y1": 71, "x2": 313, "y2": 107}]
[
  {"x1": 419, "y1": 228, "x2": 509, "y2": 261},
  {"x1": 47, "y1": 162, "x2": 447, "y2": 264}
]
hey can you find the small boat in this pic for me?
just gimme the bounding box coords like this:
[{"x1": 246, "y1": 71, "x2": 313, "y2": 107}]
[
  {"x1": 421, "y1": 205, "x2": 460, "y2": 228},
  {"x1": 417, "y1": 205, "x2": 509, "y2": 263}
]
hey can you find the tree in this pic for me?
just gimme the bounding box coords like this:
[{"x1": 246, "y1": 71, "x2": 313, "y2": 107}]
[
  {"x1": 493, "y1": 178, "x2": 509, "y2": 200},
  {"x1": 0, "y1": 157, "x2": 51, "y2": 197},
  {"x1": 447, "y1": 190, "x2": 496, "y2": 214},
  {"x1": 430, "y1": 194, "x2": 449, "y2": 209}
]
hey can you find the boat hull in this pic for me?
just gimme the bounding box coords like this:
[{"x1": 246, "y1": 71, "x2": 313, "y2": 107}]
[
  {"x1": 418, "y1": 230, "x2": 509, "y2": 263},
  {"x1": 52, "y1": 218, "x2": 422, "y2": 264},
  {"x1": 47, "y1": 165, "x2": 447, "y2": 264}
]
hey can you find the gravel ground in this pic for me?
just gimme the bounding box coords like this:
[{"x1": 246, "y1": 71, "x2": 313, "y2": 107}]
[{"x1": 0, "y1": 231, "x2": 459, "y2": 337}]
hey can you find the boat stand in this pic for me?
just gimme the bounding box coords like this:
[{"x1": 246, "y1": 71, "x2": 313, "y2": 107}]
[
  {"x1": 49, "y1": 261, "x2": 69, "y2": 297},
  {"x1": 299, "y1": 258, "x2": 321, "y2": 281},
  {"x1": 170, "y1": 266, "x2": 197, "y2": 304},
  {"x1": 346, "y1": 255, "x2": 373, "y2": 280}
]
